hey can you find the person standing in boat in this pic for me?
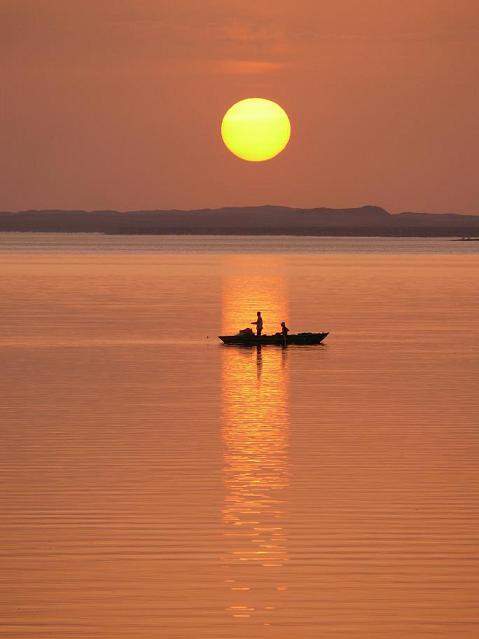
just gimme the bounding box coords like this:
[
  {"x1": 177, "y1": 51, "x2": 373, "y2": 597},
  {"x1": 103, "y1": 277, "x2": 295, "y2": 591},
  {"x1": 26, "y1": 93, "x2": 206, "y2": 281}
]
[
  {"x1": 280, "y1": 321, "x2": 290, "y2": 346},
  {"x1": 252, "y1": 311, "x2": 263, "y2": 337}
]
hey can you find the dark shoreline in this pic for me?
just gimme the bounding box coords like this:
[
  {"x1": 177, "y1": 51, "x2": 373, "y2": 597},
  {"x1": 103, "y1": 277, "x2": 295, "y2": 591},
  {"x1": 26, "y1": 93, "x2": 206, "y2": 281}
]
[
  {"x1": 1, "y1": 205, "x2": 479, "y2": 237},
  {"x1": 1, "y1": 229, "x2": 478, "y2": 239}
]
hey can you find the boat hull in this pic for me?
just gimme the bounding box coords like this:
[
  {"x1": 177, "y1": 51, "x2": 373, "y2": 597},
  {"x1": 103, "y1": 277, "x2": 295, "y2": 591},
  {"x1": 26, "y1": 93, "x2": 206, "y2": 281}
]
[{"x1": 218, "y1": 332, "x2": 329, "y2": 346}]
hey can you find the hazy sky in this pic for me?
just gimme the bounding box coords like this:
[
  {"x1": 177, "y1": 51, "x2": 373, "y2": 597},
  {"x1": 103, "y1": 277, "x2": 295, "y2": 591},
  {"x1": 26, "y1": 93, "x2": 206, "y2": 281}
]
[{"x1": 2, "y1": 0, "x2": 479, "y2": 212}]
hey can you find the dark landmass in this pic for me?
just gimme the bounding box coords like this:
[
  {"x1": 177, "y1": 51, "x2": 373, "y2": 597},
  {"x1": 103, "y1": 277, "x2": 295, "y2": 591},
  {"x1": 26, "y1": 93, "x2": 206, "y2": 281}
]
[{"x1": 1, "y1": 206, "x2": 479, "y2": 237}]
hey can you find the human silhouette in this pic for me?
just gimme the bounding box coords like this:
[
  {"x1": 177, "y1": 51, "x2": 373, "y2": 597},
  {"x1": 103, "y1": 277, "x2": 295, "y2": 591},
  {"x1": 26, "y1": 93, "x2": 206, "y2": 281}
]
[
  {"x1": 252, "y1": 311, "x2": 263, "y2": 337},
  {"x1": 280, "y1": 321, "x2": 289, "y2": 345}
]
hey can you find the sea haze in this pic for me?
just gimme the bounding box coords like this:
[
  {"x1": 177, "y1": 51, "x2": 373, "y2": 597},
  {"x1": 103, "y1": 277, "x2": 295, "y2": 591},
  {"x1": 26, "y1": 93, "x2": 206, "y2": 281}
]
[{"x1": 1, "y1": 235, "x2": 478, "y2": 639}]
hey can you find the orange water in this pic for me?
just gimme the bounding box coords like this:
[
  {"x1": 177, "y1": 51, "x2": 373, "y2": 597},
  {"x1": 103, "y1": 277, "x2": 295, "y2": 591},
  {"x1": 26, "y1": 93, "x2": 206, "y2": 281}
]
[{"x1": 1, "y1": 236, "x2": 478, "y2": 638}]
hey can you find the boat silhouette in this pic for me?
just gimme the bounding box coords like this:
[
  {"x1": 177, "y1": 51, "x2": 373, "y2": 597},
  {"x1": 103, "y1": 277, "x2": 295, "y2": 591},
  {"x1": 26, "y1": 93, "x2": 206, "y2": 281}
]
[{"x1": 219, "y1": 330, "x2": 329, "y2": 346}]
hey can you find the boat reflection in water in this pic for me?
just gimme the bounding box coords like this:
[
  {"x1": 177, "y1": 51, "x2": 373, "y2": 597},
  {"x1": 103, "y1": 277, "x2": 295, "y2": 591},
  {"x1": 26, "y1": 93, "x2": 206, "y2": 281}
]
[{"x1": 221, "y1": 262, "x2": 289, "y2": 623}]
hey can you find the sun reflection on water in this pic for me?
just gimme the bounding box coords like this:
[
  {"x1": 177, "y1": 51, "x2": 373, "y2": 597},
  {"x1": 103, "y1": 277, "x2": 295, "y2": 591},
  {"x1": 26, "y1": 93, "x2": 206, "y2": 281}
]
[{"x1": 221, "y1": 264, "x2": 289, "y2": 621}]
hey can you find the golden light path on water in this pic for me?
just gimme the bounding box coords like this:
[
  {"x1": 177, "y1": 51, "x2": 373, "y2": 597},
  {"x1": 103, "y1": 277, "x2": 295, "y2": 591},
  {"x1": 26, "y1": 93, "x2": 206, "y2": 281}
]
[{"x1": 221, "y1": 258, "x2": 289, "y2": 623}]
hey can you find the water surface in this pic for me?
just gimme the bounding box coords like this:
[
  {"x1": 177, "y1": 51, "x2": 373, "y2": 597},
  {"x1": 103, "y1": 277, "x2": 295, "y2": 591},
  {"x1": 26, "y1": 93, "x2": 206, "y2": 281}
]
[{"x1": 1, "y1": 235, "x2": 478, "y2": 638}]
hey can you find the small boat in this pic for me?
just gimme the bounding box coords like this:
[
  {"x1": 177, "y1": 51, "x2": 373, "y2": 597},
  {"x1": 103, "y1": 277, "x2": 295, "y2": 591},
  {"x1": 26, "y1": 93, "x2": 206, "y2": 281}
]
[{"x1": 219, "y1": 331, "x2": 329, "y2": 346}]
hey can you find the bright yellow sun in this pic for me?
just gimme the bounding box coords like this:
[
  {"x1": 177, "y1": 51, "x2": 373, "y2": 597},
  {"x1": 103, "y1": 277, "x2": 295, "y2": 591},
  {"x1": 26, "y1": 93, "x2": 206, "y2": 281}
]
[{"x1": 221, "y1": 98, "x2": 291, "y2": 162}]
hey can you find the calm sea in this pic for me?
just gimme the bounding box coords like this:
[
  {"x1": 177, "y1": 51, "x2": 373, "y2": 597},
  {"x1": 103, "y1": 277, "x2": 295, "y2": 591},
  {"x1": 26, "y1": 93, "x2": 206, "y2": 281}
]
[{"x1": 1, "y1": 234, "x2": 478, "y2": 638}]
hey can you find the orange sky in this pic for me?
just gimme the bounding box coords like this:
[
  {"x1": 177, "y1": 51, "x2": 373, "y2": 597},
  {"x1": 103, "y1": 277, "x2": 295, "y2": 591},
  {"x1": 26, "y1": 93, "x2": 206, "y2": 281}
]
[{"x1": 2, "y1": 0, "x2": 479, "y2": 213}]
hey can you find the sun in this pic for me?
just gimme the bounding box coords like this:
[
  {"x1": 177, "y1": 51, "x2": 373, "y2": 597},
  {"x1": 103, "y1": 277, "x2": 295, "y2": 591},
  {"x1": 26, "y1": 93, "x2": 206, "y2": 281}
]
[{"x1": 221, "y1": 98, "x2": 291, "y2": 162}]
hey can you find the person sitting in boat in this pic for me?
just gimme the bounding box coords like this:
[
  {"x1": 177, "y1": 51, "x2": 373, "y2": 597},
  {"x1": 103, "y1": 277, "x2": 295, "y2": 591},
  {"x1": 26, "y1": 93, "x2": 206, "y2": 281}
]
[
  {"x1": 251, "y1": 311, "x2": 263, "y2": 337},
  {"x1": 281, "y1": 321, "x2": 289, "y2": 338}
]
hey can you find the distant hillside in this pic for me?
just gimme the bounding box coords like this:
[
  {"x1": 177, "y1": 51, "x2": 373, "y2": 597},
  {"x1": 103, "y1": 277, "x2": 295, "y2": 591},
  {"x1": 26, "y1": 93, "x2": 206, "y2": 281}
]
[{"x1": 1, "y1": 206, "x2": 479, "y2": 236}]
